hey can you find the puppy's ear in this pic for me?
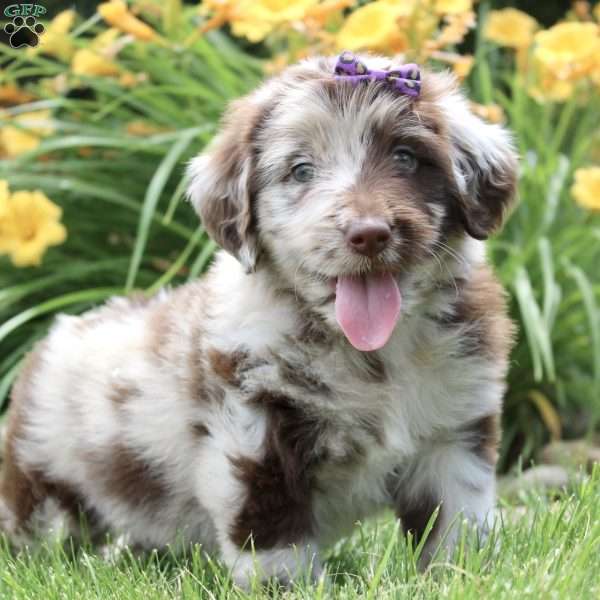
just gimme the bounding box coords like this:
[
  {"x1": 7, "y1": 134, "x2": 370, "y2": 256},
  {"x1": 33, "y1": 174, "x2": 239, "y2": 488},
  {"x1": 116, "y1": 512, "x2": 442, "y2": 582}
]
[
  {"x1": 446, "y1": 97, "x2": 518, "y2": 240},
  {"x1": 187, "y1": 97, "x2": 266, "y2": 272}
]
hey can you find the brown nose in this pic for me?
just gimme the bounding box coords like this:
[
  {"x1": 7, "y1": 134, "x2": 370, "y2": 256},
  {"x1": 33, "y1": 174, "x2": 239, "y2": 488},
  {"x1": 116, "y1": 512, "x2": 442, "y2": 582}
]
[{"x1": 346, "y1": 219, "x2": 391, "y2": 257}]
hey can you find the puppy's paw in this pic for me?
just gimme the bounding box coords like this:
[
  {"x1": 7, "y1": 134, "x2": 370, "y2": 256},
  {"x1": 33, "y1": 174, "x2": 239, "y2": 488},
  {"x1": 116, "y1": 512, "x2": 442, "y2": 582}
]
[
  {"x1": 238, "y1": 363, "x2": 280, "y2": 395},
  {"x1": 231, "y1": 543, "x2": 322, "y2": 590},
  {"x1": 100, "y1": 533, "x2": 132, "y2": 564}
]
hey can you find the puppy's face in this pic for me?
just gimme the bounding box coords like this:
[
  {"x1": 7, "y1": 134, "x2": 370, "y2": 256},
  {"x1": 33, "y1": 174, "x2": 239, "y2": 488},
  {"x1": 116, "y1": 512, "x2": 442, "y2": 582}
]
[{"x1": 189, "y1": 56, "x2": 517, "y2": 351}]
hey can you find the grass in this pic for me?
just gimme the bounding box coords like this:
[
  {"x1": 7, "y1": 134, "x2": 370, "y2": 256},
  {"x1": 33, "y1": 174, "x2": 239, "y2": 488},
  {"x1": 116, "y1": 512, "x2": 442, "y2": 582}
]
[{"x1": 0, "y1": 469, "x2": 598, "y2": 599}]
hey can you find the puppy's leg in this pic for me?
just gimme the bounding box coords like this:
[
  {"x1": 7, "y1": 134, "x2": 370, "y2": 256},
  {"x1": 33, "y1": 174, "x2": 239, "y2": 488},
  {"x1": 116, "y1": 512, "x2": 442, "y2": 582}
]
[
  {"x1": 391, "y1": 416, "x2": 498, "y2": 566},
  {"x1": 0, "y1": 446, "x2": 40, "y2": 545},
  {"x1": 194, "y1": 437, "x2": 321, "y2": 588},
  {"x1": 223, "y1": 539, "x2": 322, "y2": 590},
  {"x1": 0, "y1": 346, "x2": 84, "y2": 548},
  {"x1": 0, "y1": 435, "x2": 83, "y2": 548},
  {"x1": 0, "y1": 353, "x2": 47, "y2": 545}
]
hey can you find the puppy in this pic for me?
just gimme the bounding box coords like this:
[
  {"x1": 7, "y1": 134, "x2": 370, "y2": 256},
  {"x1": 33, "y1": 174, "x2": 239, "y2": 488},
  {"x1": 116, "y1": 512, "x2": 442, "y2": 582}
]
[{"x1": 0, "y1": 54, "x2": 516, "y2": 586}]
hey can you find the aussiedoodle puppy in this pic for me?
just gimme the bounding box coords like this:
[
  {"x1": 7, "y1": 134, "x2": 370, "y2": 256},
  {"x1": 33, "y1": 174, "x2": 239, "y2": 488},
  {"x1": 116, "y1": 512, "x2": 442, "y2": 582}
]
[{"x1": 0, "y1": 53, "x2": 517, "y2": 586}]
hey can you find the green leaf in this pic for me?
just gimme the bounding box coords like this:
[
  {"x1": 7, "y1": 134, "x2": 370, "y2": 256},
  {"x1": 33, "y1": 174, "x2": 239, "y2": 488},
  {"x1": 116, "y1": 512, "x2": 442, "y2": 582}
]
[
  {"x1": 125, "y1": 129, "x2": 198, "y2": 291},
  {"x1": 513, "y1": 267, "x2": 555, "y2": 382}
]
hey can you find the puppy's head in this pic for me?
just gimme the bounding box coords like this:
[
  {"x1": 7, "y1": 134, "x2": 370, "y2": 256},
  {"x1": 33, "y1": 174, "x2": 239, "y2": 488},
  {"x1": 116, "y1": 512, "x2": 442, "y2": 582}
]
[{"x1": 188, "y1": 55, "x2": 517, "y2": 351}]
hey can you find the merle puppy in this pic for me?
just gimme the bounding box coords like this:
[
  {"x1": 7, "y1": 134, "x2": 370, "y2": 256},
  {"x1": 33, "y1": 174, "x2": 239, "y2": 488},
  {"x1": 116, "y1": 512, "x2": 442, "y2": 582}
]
[{"x1": 0, "y1": 53, "x2": 516, "y2": 586}]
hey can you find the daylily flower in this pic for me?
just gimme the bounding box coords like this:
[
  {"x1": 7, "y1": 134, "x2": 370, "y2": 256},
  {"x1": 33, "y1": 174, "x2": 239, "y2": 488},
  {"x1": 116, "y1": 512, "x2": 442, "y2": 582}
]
[
  {"x1": 452, "y1": 54, "x2": 474, "y2": 79},
  {"x1": 0, "y1": 84, "x2": 35, "y2": 106},
  {"x1": 573, "y1": 1, "x2": 591, "y2": 20},
  {"x1": 305, "y1": 0, "x2": 354, "y2": 27},
  {"x1": 71, "y1": 49, "x2": 121, "y2": 77},
  {"x1": 98, "y1": 0, "x2": 160, "y2": 41},
  {"x1": 469, "y1": 102, "x2": 504, "y2": 124},
  {"x1": 90, "y1": 28, "x2": 122, "y2": 52},
  {"x1": 571, "y1": 167, "x2": 600, "y2": 211},
  {"x1": 230, "y1": 0, "x2": 320, "y2": 43},
  {"x1": 534, "y1": 22, "x2": 599, "y2": 79},
  {"x1": 485, "y1": 8, "x2": 538, "y2": 49},
  {"x1": 527, "y1": 66, "x2": 574, "y2": 103},
  {"x1": 434, "y1": 0, "x2": 472, "y2": 15},
  {"x1": 125, "y1": 120, "x2": 168, "y2": 136},
  {"x1": 0, "y1": 181, "x2": 67, "y2": 267},
  {"x1": 432, "y1": 10, "x2": 476, "y2": 47},
  {"x1": 118, "y1": 71, "x2": 148, "y2": 87},
  {"x1": 29, "y1": 9, "x2": 76, "y2": 61},
  {"x1": 336, "y1": 1, "x2": 408, "y2": 52},
  {"x1": 0, "y1": 110, "x2": 53, "y2": 158}
]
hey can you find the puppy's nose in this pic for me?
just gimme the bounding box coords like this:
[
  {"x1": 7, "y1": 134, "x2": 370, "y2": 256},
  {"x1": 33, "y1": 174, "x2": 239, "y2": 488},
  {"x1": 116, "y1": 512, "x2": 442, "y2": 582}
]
[{"x1": 346, "y1": 219, "x2": 391, "y2": 257}]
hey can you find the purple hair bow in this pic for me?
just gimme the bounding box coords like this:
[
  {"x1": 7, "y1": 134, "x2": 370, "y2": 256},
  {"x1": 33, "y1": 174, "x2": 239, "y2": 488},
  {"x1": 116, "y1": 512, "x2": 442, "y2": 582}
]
[{"x1": 334, "y1": 51, "x2": 421, "y2": 98}]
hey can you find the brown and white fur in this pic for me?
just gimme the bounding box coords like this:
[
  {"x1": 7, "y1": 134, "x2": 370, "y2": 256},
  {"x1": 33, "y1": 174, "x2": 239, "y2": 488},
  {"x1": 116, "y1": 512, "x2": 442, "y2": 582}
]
[{"x1": 0, "y1": 55, "x2": 517, "y2": 586}]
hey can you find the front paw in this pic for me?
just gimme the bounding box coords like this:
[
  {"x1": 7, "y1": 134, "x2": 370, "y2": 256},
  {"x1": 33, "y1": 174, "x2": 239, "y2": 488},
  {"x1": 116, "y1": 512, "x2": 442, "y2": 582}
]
[
  {"x1": 238, "y1": 363, "x2": 280, "y2": 395},
  {"x1": 419, "y1": 508, "x2": 498, "y2": 569},
  {"x1": 231, "y1": 544, "x2": 322, "y2": 589}
]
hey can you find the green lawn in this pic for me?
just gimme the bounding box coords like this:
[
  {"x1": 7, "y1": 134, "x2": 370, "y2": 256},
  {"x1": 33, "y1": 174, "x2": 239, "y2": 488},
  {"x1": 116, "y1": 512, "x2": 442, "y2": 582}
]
[{"x1": 0, "y1": 469, "x2": 598, "y2": 599}]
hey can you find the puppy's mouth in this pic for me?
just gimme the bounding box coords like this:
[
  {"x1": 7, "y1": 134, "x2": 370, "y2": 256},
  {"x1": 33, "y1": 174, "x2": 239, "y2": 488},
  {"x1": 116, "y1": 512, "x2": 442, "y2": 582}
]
[{"x1": 330, "y1": 272, "x2": 402, "y2": 352}]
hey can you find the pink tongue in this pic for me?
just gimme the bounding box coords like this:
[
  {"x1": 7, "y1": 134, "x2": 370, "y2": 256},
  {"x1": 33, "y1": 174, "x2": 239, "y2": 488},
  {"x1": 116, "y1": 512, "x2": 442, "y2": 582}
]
[{"x1": 335, "y1": 273, "x2": 402, "y2": 351}]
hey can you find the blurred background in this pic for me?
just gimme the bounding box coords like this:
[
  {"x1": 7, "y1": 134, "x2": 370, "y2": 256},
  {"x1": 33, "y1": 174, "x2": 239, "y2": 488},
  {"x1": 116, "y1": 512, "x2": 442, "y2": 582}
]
[{"x1": 0, "y1": 0, "x2": 599, "y2": 473}]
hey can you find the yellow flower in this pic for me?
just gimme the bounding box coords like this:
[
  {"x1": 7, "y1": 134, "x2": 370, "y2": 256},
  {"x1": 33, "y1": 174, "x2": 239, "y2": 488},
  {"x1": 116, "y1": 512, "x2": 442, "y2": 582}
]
[
  {"x1": 32, "y1": 9, "x2": 76, "y2": 62},
  {"x1": 0, "y1": 180, "x2": 9, "y2": 221},
  {"x1": 573, "y1": 1, "x2": 591, "y2": 20},
  {"x1": 0, "y1": 182, "x2": 67, "y2": 267},
  {"x1": 534, "y1": 22, "x2": 599, "y2": 77},
  {"x1": 39, "y1": 73, "x2": 69, "y2": 97},
  {"x1": 247, "y1": 0, "x2": 319, "y2": 22},
  {"x1": 0, "y1": 84, "x2": 35, "y2": 106},
  {"x1": 484, "y1": 8, "x2": 537, "y2": 49},
  {"x1": 71, "y1": 49, "x2": 121, "y2": 77},
  {"x1": 528, "y1": 69, "x2": 574, "y2": 103},
  {"x1": 0, "y1": 110, "x2": 53, "y2": 158},
  {"x1": 230, "y1": 13, "x2": 272, "y2": 42},
  {"x1": 264, "y1": 53, "x2": 290, "y2": 75},
  {"x1": 125, "y1": 120, "x2": 168, "y2": 136},
  {"x1": 98, "y1": 0, "x2": 159, "y2": 41},
  {"x1": 336, "y1": 1, "x2": 408, "y2": 52},
  {"x1": 434, "y1": 0, "x2": 472, "y2": 15},
  {"x1": 469, "y1": 102, "x2": 504, "y2": 124},
  {"x1": 47, "y1": 9, "x2": 75, "y2": 33},
  {"x1": 305, "y1": 0, "x2": 354, "y2": 27},
  {"x1": 571, "y1": 166, "x2": 600, "y2": 211},
  {"x1": 525, "y1": 23, "x2": 600, "y2": 102},
  {"x1": 424, "y1": 10, "x2": 474, "y2": 57},
  {"x1": 90, "y1": 27, "x2": 121, "y2": 51},
  {"x1": 452, "y1": 54, "x2": 474, "y2": 79},
  {"x1": 119, "y1": 71, "x2": 148, "y2": 87},
  {"x1": 230, "y1": 0, "x2": 320, "y2": 42},
  {"x1": 198, "y1": 0, "x2": 234, "y2": 33},
  {"x1": 377, "y1": 0, "x2": 418, "y2": 14}
]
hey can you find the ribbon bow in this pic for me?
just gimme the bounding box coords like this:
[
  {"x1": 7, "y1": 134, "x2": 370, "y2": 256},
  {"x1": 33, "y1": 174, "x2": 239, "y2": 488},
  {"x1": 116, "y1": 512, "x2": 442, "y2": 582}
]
[{"x1": 334, "y1": 51, "x2": 421, "y2": 98}]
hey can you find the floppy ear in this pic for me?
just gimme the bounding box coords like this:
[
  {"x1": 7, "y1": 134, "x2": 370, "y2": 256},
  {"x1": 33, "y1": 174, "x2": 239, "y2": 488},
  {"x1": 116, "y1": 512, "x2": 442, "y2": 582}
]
[
  {"x1": 446, "y1": 99, "x2": 518, "y2": 240},
  {"x1": 187, "y1": 97, "x2": 265, "y2": 273}
]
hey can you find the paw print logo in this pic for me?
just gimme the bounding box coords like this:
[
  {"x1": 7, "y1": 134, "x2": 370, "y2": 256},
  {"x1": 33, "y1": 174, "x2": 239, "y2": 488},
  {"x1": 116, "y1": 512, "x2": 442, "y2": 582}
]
[{"x1": 4, "y1": 16, "x2": 45, "y2": 49}]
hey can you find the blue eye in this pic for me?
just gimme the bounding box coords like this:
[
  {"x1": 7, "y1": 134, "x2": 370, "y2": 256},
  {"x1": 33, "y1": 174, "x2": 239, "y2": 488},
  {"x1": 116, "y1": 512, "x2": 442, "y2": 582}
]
[
  {"x1": 291, "y1": 163, "x2": 315, "y2": 183},
  {"x1": 393, "y1": 146, "x2": 418, "y2": 173}
]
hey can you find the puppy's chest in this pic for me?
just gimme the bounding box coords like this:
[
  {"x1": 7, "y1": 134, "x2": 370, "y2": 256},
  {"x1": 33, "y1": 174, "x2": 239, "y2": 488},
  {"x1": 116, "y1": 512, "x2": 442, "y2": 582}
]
[{"x1": 234, "y1": 319, "x2": 488, "y2": 462}]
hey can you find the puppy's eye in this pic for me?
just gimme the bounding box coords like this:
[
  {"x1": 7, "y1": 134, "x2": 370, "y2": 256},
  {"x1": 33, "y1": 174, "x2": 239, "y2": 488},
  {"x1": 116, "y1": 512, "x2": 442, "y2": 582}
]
[
  {"x1": 291, "y1": 163, "x2": 315, "y2": 183},
  {"x1": 392, "y1": 146, "x2": 418, "y2": 174}
]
